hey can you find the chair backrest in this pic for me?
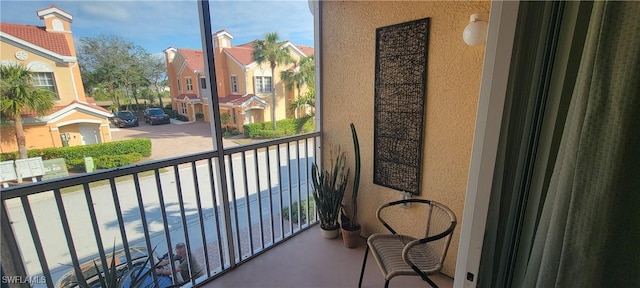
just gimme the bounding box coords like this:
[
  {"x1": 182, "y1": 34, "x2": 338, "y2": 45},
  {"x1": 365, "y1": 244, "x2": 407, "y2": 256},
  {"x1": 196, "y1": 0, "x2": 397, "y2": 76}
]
[
  {"x1": 376, "y1": 199, "x2": 457, "y2": 266},
  {"x1": 424, "y1": 201, "x2": 457, "y2": 265}
]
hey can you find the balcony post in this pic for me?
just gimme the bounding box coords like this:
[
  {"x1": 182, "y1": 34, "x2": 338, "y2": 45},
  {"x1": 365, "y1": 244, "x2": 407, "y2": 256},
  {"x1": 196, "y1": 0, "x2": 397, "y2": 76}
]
[
  {"x1": 198, "y1": 0, "x2": 237, "y2": 267},
  {"x1": 1, "y1": 204, "x2": 29, "y2": 288}
]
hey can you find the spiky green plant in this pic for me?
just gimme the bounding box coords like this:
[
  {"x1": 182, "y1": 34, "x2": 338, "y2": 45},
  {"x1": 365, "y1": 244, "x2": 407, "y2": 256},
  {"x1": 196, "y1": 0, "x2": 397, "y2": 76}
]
[
  {"x1": 71, "y1": 245, "x2": 175, "y2": 288},
  {"x1": 341, "y1": 123, "x2": 361, "y2": 230},
  {"x1": 312, "y1": 147, "x2": 349, "y2": 230}
]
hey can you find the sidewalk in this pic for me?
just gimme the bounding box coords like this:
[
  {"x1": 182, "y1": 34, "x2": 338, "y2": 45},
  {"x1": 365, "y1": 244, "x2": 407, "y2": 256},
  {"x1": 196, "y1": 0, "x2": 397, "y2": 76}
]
[{"x1": 169, "y1": 119, "x2": 192, "y2": 125}]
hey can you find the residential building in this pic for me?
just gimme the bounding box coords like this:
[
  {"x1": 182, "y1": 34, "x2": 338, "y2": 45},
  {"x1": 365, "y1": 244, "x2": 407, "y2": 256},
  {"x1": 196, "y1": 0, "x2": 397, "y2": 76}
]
[
  {"x1": 0, "y1": 5, "x2": 113, "y2": 153},
  {"x1": 164, "y1": 30, "x2": 314, "y2": 130}
]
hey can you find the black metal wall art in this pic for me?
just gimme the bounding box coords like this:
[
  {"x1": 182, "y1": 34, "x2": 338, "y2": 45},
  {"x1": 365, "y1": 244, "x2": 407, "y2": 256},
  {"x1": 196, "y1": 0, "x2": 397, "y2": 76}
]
[{"x1": 373, "y1": 18, "x2": 429, "y2": 196}]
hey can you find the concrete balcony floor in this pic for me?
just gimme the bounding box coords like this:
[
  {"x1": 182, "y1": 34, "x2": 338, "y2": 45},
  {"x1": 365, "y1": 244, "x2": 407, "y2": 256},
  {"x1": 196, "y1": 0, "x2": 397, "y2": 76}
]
[{"x1": 204, "y1": 225, "x2": 453, "y2": 288}]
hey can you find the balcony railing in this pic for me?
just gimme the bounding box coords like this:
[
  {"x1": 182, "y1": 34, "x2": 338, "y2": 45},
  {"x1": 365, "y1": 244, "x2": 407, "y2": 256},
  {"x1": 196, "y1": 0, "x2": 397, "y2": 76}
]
[{"x1": 1, "y1": 132, "x2": 320, "y2": 288}]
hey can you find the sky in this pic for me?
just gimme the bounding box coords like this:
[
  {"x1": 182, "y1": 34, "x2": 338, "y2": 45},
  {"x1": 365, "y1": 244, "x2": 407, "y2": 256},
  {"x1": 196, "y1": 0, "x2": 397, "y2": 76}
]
[{"x1": 0, "y1": 0, "x2": 315, "y2": 56}]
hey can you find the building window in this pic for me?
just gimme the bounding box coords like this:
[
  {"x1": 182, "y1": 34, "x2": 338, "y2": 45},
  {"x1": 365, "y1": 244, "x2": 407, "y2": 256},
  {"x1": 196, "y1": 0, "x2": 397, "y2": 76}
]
[
  {"x1": 232, "y1": 109, "x2": 237, "y2": 124},
  {"x1": 186, "y1": 78, "x2": 193, "y2": 91},
  {"x1": 32, "y1": 72, "x2": 58, "y2": 98},
  {"x1": 181, "y1": 102, "x2": 187, "y2": 114},
  {"x1": 231, "y1": 75, "x2": 238, "y2": 93},
  {"x1": 177, "y1": 79, "x2": 181, "y2": 92},
  {"x1": 255, "y1": 76, "x2": 271, "y2": 93},
  {"x1": 199, "y1": 77, "x2": 207, "y2": 89}
]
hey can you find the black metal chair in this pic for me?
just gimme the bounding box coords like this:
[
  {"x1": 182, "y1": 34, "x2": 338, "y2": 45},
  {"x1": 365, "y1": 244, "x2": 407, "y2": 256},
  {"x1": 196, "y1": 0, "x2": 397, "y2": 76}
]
[{"x1": 358, "y1": 199, "x2": 457, "y2": 288}]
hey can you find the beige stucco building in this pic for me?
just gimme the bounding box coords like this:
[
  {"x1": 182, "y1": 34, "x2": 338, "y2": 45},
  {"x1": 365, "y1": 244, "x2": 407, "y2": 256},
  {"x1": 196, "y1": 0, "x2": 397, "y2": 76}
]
[
  {"x1": 164, "y1": 30, "x2": 314, "y2": 130},
  {"x1": 0, "y1": 5, "x2": 113, "y2": 153}
]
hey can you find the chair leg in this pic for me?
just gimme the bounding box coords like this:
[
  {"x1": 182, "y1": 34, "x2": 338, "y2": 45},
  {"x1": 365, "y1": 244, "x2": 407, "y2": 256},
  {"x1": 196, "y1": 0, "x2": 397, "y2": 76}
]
[
  {"x1": 358, "y1": 244, "x2": 370, "y2": 288},
  {"x1": 424, "y1": 275, "x2": 438, "y2": 288}
]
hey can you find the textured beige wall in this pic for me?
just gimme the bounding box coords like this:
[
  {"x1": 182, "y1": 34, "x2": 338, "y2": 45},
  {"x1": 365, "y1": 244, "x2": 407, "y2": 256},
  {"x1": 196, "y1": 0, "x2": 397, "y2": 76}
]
[
  {"x1": 1, "y1": 43, "x2": 79, "y2": 104},
  {"x1": 1, "y1": 125, "x2": 55, "y2": 152},
  {"x1": 321, "y1": 1, "x2": 490, "y2": 275}
]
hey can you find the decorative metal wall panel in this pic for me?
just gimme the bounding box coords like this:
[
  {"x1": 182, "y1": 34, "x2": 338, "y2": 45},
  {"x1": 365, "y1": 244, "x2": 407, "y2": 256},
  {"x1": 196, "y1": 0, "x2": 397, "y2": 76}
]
[{"x1": 373, "y1": 18, "x2": 429, "y2": 195}]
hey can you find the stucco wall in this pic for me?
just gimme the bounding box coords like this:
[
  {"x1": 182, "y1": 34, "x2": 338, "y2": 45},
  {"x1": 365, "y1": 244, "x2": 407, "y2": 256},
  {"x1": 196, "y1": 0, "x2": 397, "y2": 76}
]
[
  {"x1": 1, "y1": 125, "x2": 55, "y2": 152},
  {"x1": 181, "y1": 70, "x2": 199, "y2": 95},
  {"x1": 0, "y1": 43, "x2": 82, "y2": 104},
  {"x1": 1, "y1": 115, "x2": 111, "y2": 153},
  {"x1": 226, "y1": 62, "x2": 246, "y2": 95},
  {"x1": 321, "y1": 1, "x2": 490, "y2": 275}
]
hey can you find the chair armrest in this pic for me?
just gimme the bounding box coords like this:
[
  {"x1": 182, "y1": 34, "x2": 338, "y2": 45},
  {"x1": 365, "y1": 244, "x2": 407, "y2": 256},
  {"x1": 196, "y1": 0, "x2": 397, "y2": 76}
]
[
  {"x1": 401, "y1": 220, "x2": 456, "y2": 267},
  {"x1": 401, "y1": 238, "x2": 423, "y2": 266}
]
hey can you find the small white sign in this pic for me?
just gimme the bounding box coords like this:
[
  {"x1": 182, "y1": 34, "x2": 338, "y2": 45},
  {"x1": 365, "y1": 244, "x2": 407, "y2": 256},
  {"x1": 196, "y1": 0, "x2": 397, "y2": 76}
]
[
  {"x1": 1, "y1": 161, "x2": 17, "y2": 182},
  {"x1": 15, "y1": 157, "x2": 45, "y2": 179}
]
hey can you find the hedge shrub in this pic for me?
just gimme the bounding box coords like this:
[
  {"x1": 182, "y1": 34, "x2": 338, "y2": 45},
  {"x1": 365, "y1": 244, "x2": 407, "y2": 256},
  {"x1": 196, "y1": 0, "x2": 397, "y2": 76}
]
[
  {"x1": 0, "y1": 152, "x2": 18, "y2": 161},
  {"x1": 244, "y1": 116, "x2": 315, "y2": 139},
  {"x1": 222, "y1": 129, "x2": 241, "y2": 138},
  {"x1": 67, "y1": 153, "x2": 143, "y2": 170},
  {"x1": 176, "y1": 114, "x2": 189, "y2": 122},
  {"x1": 163, "y1": 109, "x2": 177, "y2": 118},
  {"x1": 0, "y1": 139, "x2": 151, "y2": 169},
  {"x1": 283, "y1": 198, "x2": 316, "y2": 224}
]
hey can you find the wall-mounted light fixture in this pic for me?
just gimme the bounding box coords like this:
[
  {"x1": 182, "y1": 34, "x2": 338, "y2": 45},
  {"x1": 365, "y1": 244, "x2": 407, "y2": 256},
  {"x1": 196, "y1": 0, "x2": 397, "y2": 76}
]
[
  {"x1": 308, "y1": 0, "x2": 316, "y2": 16},
  {"x1": 463, "y1": 13, "x2": 489, "y2": 46}
]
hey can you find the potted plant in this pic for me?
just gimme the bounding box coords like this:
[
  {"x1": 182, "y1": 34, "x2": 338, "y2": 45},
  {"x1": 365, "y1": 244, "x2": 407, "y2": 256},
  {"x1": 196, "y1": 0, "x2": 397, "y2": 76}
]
[
  {"x1": 312, "y1": 147, "x2": 349, "y2": 239},
  {"x1": 67, "y1": 245, "x2": 177, "y2": 288},
  {"x1": 195, "y1": 112, "x2": 204, "y2": 121},
  {"x1": 340, "y1": 123, "x2": 362, "y2": 248}
]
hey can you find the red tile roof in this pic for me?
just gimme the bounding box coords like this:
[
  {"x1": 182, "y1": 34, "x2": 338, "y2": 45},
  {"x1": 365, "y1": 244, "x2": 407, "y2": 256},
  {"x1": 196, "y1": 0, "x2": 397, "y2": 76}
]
[
  {"x1": 175, "y1": 38, "x2": 311, "y2": 69},
  {"x1": 176, "y1": 94, "x2": 199, "y2": 100},
  {"x1": 219, "y1": 94, "x2": 260, "y2": 105},
  {"x1": 224, "y1": 47, "x2": 255, "y2": 66},
  {"x1": 296, "y1": 45, "x2": 314, "y2": 56},
  {"x1": 21, "y1": 100, "x2": 110, "y2": 117},
  {"x1": 71, "y1": 100, "x2": 111, "y2": 113},
  {"x1": 178, "y1": 48, "x2": 204, "y2": 71},
  {"x1": 236, "y1": 41, "x2": 256, "y2": 48},
  {"x1": 213, "y1": 29, "x2": 230, "y2": 35},
  {"x1": 218, "y1": 94, "x2": 244, "y2": 104},
  {"x1": 0, "y1": 23, "x2": 72, "y2": 56}
]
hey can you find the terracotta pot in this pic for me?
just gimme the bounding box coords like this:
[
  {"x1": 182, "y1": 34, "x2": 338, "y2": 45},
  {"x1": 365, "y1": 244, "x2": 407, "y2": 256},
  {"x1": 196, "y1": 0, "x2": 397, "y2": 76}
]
[
  {"x1": 320, "y1": 224, "x2": 340, "y2": 239},
  {"x1": 341, "y1": 224, "x2": 362, "y2": 248}
]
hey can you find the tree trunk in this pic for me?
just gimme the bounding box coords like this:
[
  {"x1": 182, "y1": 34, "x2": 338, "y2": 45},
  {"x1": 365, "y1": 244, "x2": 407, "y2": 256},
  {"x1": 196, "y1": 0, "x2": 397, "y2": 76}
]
[
  {"x1": 270, "y1": 66, "x2": 277, "y2": 130},
  {"x1": 296, "y1": 87, "x2": 302, "y2": 118},
  {"x1": 158, "y1": 92, "x2": 164, "y2": 108},
  {"x1": 14, "y1": 114, "x2": 28, "y2": 159},
  {"x1": 133, "y1": 96, "x2": 140, "y2": 106}
]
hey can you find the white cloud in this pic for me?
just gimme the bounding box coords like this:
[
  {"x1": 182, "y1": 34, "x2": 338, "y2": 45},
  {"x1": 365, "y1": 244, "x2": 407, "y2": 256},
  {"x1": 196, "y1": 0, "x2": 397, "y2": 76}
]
[{"x1": 79, "y1": 3, "x2": 131, "y2": 22}]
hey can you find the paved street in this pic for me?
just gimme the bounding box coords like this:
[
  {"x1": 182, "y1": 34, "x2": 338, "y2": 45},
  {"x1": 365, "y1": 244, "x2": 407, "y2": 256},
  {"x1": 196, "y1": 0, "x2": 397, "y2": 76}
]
[
  {"x1": 110, "y1": 120, "x2": 238, "y2": 159},
  {"x1": 6, "y1": 121, "x2": 316, "y2": 287}
]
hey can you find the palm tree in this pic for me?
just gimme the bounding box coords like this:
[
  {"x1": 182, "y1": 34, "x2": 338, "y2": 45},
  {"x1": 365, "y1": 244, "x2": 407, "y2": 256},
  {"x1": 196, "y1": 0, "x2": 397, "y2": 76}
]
[
  {"x1": 0, "y1": 64, "x2": 56, "y2": 159},
  {"x1": 281, "y1": 56, "x2": 315, "y2": 118},
  {"x1": 252, "y1": 32, "x2": 294, "y2": 129},
  {"x1": 280, "y1": 69, "x2": 302, "y2": 118},
  {"x1": 298, "y1": 55, "x2": 315, "y2": 90},
  {"x1": 290, "y1": 87, "x2": 316, "y2": 117}
]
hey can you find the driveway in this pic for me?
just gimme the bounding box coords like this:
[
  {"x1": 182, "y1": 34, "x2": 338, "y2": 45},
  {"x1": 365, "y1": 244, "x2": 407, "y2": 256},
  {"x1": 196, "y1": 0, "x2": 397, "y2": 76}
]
[{"x1": 110, "y1": 120, "x2": 238, "y2": 160}]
